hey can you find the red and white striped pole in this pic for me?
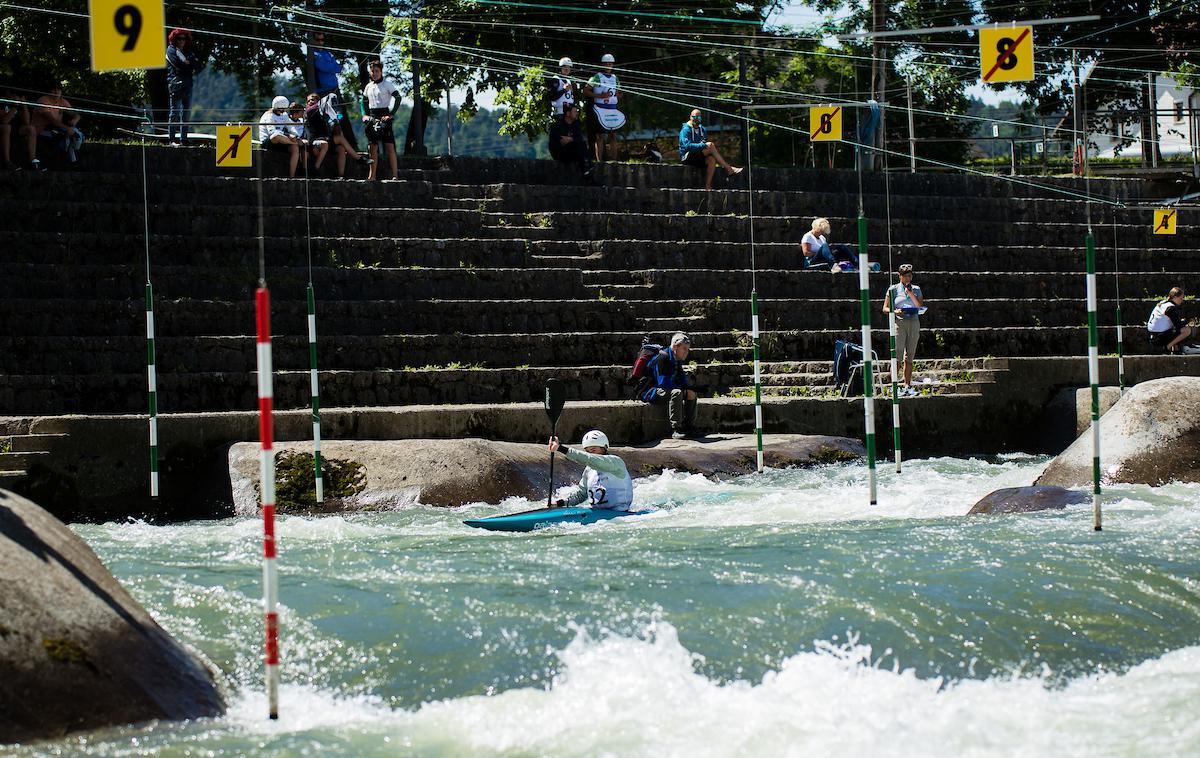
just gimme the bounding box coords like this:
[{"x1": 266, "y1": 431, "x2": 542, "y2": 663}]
[{"x1": 255, "y1": 286, "x2": 280, "y2": 720}]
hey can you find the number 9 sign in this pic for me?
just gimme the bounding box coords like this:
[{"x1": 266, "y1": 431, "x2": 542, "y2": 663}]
[{"x1": 89, "y1": 0, "x2": 165, "y2": 72}]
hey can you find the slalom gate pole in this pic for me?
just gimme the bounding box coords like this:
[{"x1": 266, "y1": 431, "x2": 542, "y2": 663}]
[
  {"x1": 303, "y1": 156, "x2": 324, "y2": 503},
  {"x1": 307, "y1": 285, "x2": 324, "y2": 502},
  {"x1": 1086, "y1": 232, "x2": 1102, "y2": 531},
  {"x1": 882, "y1": 132, "x2": 900, "y2": 473},
  {"x1": 140, "y1": 132, "x2": 158, "y2": 497},
  {"x1": 859, "y1": 214, "x2": 877, "y2": 506},
  {"x1": 1112, "y1": 211, "x2": 1125, "y2": 393},
  {"x1": 745, "y1": 108, "x2": 763, "y2": 472},
  {"x1": 256, "y1": 287, "x2": 280, "y2": 718},
  {"x1": 856, "y1": 146, "x2": 877, "y2": 506}
]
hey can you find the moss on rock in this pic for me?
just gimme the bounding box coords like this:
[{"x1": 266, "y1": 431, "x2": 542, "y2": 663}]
[{"x1": 273, "y1": 451, "x2": 367, "y2": 512}]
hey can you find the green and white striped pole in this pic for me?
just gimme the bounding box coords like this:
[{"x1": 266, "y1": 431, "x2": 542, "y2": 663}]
[
  {"x1": 858, "y1": 214, "x2": 877, "y2": 505},
  {"x1": 307, "y1": 284, "x2": 324, "y2": 502},
  {"x1": 146, "y1": 282, "x2": 158, "y2": 497},
  {"x1": 888, "y1": 300, "x2": 901, "y2": 473},
  {"x1": 752, "y1": 290, "x2": 763, "y2": 471},
  {"x1": 745, "y1": 117, "x2": 764, "y2": 472},
  {"x1": 1112, "y1": 213, "x2": 1125, "y2": 393},
  {"x1": 1086, "y1": 231, "x2": 1102, "y2": 530}
]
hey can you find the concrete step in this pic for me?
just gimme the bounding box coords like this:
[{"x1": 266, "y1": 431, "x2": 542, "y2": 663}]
[
  {"x1": 0, "y1": 471, "x2": 28, "y2": 489},
  {"x1": 5, "y1": 433, "x2": 69, "y2": 452},
  {"x1": 0, "y1": 451, "x2": 49, "y2": 472}
]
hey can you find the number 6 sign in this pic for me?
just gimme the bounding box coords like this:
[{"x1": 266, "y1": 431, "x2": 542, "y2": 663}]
[{"x1": 89, "y1": 0, "x2": 166, "y2": 72}]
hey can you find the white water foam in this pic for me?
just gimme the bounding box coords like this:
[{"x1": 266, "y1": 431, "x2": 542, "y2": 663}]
[{"x1": 206, "y1": 621, "x2": 1200, "y2": 758}]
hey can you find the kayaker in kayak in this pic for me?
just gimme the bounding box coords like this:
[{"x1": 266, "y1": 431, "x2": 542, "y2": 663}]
[{"x1": 548, "y1": 430, "x2": 635, "y2": 511}]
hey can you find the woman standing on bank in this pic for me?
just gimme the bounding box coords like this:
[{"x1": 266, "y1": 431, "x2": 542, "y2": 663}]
[{"x1": 166, "y1": 28, "x2": 205, "y2": 146}]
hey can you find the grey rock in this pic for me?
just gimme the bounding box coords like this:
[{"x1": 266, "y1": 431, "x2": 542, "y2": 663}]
[
  {"x1": 228, "y1": 433, "x2": 864, "y2": 512},
  {"x1": 968, "y1": 485, "x2": 1090, "y2": 515},
  {"x1": 1038, "y1": 376, "x2": 1200, "y2": 487},
  {"x1": 0, "y1": 489, "x2": 224, "y2": 744}
]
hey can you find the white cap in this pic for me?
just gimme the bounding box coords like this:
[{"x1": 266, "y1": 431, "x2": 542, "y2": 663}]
[
  {"x1": 601, "y1": 53, "x2": 615, "y2": 63},
  {"x1": 559, "y1": 57, "x2": 573, "y2": 67},
  {"x1": 671, "y1": 332, "x2": 691, "y2": 347},
  {"x1": 581, "y1": 430, "x2": 610, "y2": 449},
  {"x1": 271, "y1": 95, "x2": 289, "y2": 110}
]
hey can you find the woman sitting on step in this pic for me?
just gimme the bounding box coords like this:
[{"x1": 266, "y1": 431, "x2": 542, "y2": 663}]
[{"x1": 801, "y1": 217, "x2": 858, "y2": 271}]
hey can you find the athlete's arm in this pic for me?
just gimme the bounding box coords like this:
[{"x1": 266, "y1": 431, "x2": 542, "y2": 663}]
[{"x1": 560, "y1": 446, "x2": 627, "y2": 477}]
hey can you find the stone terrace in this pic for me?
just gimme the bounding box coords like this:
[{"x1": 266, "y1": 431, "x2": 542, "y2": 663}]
[{"x1": 2, "y1": 145, "x2": 1196, "y2": 420}]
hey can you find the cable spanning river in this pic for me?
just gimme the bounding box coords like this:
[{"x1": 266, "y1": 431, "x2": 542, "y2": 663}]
[{"x1": 19, "y1": 455, "x2": 1200, "y2": 756}]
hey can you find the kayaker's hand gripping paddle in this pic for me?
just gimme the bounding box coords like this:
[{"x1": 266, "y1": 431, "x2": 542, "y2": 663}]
[{"x1": 545, "y1": 379, "x2": 566, "y2": 507}]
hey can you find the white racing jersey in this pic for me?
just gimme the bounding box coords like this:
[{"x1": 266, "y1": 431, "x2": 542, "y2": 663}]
[
  {"x1": 551, "y1": 76, "x2": 575, "y2": 115},
  {"x1": 560, "y1": 446, "x2": 635, "y2": 511}
]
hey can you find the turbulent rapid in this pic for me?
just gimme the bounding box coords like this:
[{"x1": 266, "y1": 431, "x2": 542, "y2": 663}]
[{"x1": 19, "y1": 455, "x2": 1200, "y2": 756}]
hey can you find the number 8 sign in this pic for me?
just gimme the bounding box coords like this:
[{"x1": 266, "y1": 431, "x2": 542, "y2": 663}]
[{"x1": 89, "y1": 0, "x2": 166, "y2": 72}]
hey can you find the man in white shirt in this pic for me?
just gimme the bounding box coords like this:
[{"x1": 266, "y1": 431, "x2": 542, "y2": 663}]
[
  {"x1": 259, "y1": 95, "x2": 303, "y2": 178},
  {"x1": 881, "y1": 263, "x2": 925, "y2": 395},
  {"x1": 360, "y1": 60, "x2": 400, "y2": 181}
]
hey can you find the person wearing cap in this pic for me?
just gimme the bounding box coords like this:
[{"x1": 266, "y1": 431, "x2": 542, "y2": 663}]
[
  {"x1": 548, "y1": 102, "x2": 597, "y2": 184},
  {"x1": 166, "y1": 28, "x2": 205, "y2": 146},
  {"x1": 545, "y1": 56, "x2": 577, "y2": 121},
  {"x1": 259, "y1": 95, "x2": 304, "y2": 178},
  {"x1": 640, "y1": 332, "x2": 699, "y2": 439},
  {"x1": 679, "y1": 108, "x2": 742, "y2": 190},
  {"x1": 547, "y1": 430, "x2": 635, "y2": 511},
  {"x1": 882, "y1": 264, "x2": 924, "y2": 395},
  {"x1": 584, "y1": 53, "x2": 622, "y2": 162}
]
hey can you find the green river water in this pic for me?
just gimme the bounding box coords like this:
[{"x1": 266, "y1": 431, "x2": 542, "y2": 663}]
[{"x1": 13, "y1": 455, "x2": 1200, "y2": 756}]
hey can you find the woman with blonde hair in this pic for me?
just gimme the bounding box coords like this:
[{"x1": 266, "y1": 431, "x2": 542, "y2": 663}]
[{"x1": 801, "y1": 217, "x2": 859, "y2": 270}]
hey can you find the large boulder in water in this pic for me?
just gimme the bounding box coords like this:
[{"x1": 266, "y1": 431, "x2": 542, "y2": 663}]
[
  {"x1": 0, "y1": 489, "x2": 224, "y2": 744},
  {"x1": 228, "y1": 433, "x2": 864, "y2": 512},
  {"x1": 967, "y1": 485, "x2": 1090, "y2": 515},
  {"x1": 1037, "y1": 376, "x2": 1200, "y2": 488}
]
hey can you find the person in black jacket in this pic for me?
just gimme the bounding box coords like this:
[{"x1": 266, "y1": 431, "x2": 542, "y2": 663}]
[
  {"x1": 548, "y1": 102, "x2": 596, "y2": 184},
  {"x1": 640, "y1": 332, "x2": 699, "y2": 439},
  {"x1": 166, "y1": 28, "x2": 205, "y2": 146}
]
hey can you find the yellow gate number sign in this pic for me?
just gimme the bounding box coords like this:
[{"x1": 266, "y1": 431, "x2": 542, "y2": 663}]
[
  {"x1": 810, "y1": 106, "x2": 842, "y2": 142},
  {"x1": 1153, "y1": 208, "x2": 1177, "y2": 235},
  {"x1": 979, "y1": 26, "x2": 1034, "y2": 83},
  {"x1": 89, "y1": 0, "x2": 166, "y2": 72},
  {"x1": 216, "y1": 125, "x2": 254, "y2": 168}
]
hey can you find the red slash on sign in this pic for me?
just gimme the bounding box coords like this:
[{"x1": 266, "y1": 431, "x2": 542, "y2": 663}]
[
  {"x1": 218, "y1": 127, "x2": 251, "y2": 164},
  {"x1": 983, "y1": 27, "x2": 1030, "y2": 82},
  {"x1": 1156, "y1": 210, "x2": 1176, "y2": 231}
]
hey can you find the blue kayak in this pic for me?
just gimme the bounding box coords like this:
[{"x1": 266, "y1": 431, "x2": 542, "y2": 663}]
[{"x1": 464, "y1": 506, "x2": 644, "y2": 533}]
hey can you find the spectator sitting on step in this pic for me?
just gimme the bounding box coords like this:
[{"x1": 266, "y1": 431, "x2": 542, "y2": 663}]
[
  {"x1": 361, "y1": 59, "x2": 400, "y2": 181},
  {"x1": 1147, "y1": 287, "x2": 1194, "y2": 354},
  {"x1": 882, "y1": 264, "x2": 924, "y2": 396},
  {"x1": 801, "y1": 217, "x2": 857, "y2": 271},
  {"x1": 678, "y1": 108, "x2": 742, "y2": 191},
  {"x1": 640, "y1": 332, "x2": 699, "y2": 439},
  {"x1": 166, "y1": 28, "x2": 205, "y2": 146},
  {"x1": 259, "y1": 95, "x2": 304, "y2": 178},
  {"x1": 1, "y1": 88, "x2": 30, "y2": 170},
  {"x1": 286, "y1": 100, "x2": 324, "y2": 173},
  {"x1": 548, "y1": 102, "x2": 597, "y2": 185},
  {"x1": 305, "y1": 92, "x2": 371, "y2": 176},
  {"x1": 22, "y1": 82, "x2": 82, "y2": 170}
]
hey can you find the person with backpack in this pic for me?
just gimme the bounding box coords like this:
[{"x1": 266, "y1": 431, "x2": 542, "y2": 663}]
[
  {"x1": 547, "y1": 430, "x2": 635, "y2": 511},
  {"x1": 639, "y1": 332, "x2": 699, "y2": 439},
  {"x1": 1147, "y1": 287, "x2": 1194, "y2": 354},
  {"x1": 304, "y1": 91, "x2": 372, "y2": 176}
]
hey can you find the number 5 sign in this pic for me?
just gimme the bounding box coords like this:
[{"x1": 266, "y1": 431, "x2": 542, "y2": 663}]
[{"x1": 89, "y1": 0, "x2": 166, "y2": 72}]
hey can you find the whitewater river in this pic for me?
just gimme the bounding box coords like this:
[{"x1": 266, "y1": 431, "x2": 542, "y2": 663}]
[{"x1": 17, "y1": 455, "x2": 1200, "y2": 756}]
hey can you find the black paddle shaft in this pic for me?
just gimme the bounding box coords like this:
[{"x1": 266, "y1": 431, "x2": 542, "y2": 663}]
[{"x1": 544, "y1": 380, "x2": 566, "y2": 507}]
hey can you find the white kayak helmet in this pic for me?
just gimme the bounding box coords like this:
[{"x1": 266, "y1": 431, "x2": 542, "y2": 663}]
[
  {"x1": 601, "y1": 53, "x2": 616, "y2": 64},
  {"x1": 581, "y1": 430, "x2": 610, "y2": 450},
  {"x1": 271, "y1": 95, "x2": 289, "y2": 110},
  {"x1": 559, "y1": 57, "x2": 573, "y2": 68}
]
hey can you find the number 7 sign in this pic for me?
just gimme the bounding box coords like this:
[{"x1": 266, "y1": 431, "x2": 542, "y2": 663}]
[{"x1": 89, "y1": 0, "x2": 166, "y2": 72}]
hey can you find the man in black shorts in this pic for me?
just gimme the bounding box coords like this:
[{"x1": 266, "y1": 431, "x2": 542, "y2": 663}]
[
  {"x1": 678, "y1": 108, "x2": 742, "y2": 190},
  {"x1": 360, "y1": 60, "x2": 400, "y2": 181}
]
